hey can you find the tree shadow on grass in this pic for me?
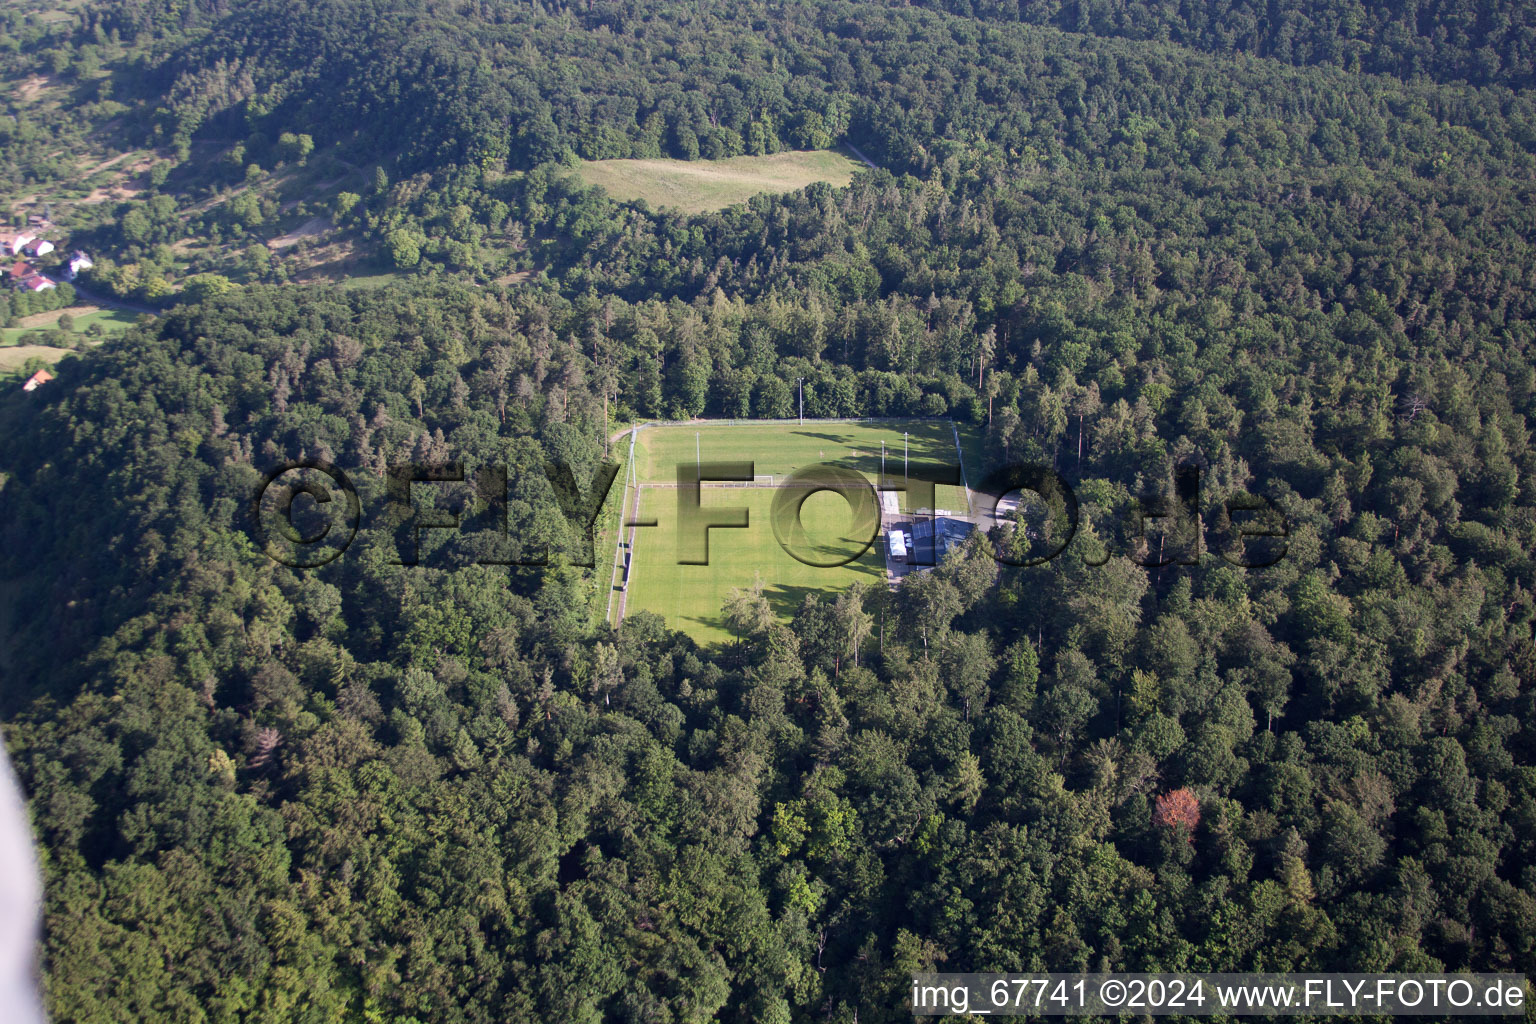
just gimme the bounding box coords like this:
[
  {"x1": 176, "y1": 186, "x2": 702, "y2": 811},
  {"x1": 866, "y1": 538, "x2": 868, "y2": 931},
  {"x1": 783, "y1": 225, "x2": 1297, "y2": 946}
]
[
  {"x1": 763, "y1": 583, "x2": 830, "y2": 620},
  {"x1": 680, "y1": 584, "x2": 835, "y2": 638},
  {"x1": 763, "y1": 572, "x2": 881, "y2": 620},
  {"x1": 682, "y1": 610, "x2": 730, "y2": 641}
]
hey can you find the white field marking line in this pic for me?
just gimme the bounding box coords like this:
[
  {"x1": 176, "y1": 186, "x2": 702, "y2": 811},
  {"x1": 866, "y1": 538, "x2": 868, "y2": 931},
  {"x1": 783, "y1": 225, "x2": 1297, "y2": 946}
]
[
  {"x1": 616, "y1": 485, "x2": 644, "y2": 626},
  {"x1": 604, "y1": 454, "x2": 626, "y2": 623},
  {"x1": 605, "y1": 430, "x2": 638, "y2": 626},
  {"x1": 614, "y1": 427, "x2": 646, "y2": 625},
  {"x1": 952, "y1": 420, "x2": 974, "y2": 515}
]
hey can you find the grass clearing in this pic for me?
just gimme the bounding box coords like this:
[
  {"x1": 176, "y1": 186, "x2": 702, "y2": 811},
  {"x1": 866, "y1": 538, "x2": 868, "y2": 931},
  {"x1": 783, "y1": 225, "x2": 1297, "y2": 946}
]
[
  {"x1": 12, "y1": 304, "x2": 107, "y2": 329},
  {"x1": 574, "y1": 149, "x2": 865, "y2": 214},
  {"x1": 617, "y1": 419, "x2": 981, "y2": 644},
  {"x1": 0, "y1": 345, "x2": 73, "y2": 373},
  {"x1": 338, "y1": 269, "x2": 407, "y2": 289},
  {"x1": 2, "y1": 306, "x2": 138, "y2": 346}
]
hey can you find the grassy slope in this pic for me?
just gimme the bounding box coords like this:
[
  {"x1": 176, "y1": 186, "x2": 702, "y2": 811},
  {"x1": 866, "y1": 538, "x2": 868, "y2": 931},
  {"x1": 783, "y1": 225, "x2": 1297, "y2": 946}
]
[
  {"x1": 620, "y1": 419, "x2": 982, "y2": 643},
  {"x1": 0, "y1": 344, "x2": 73, "y2": 373},
  {"x1": 1, "y1": 306, "x2": 138, "y2": 346},
  {"x1": 574, "y1": 149, "x2": 865, "y2": 214}
]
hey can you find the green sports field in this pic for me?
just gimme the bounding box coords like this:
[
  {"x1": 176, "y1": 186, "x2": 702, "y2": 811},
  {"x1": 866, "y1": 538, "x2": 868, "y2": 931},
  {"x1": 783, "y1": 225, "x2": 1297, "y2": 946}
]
[
  {"x1": 622, "y1": 487, "x2": 884, "y2": 645},
  {"x1": 615, "y1": 419, "x2": 982, "y2": 644}
]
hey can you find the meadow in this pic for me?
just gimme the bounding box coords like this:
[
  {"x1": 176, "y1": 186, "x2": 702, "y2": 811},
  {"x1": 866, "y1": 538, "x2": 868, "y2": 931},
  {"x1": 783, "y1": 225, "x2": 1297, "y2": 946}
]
[
  {"x1": 574, "y1": 149, "x2": 866, "y2": 214},
  {"x1": 1, "y1": 305, "x2": 139, "y2": 347},
  {"x1": 0, "y1": 344, "x2": 73, "y2": 374}
]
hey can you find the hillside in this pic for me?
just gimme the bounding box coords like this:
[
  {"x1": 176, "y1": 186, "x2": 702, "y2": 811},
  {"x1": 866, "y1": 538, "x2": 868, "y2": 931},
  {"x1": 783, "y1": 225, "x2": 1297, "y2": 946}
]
[{"x1": 4, "y1": 0, "x2": 1534, "y2": 305}]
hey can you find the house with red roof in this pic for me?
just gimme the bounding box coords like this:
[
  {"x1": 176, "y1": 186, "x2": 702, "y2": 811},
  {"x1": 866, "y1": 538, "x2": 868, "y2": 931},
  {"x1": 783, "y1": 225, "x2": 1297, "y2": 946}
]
[{"x1": 22, "y1": 369, "x2": 53, "y2": 392}]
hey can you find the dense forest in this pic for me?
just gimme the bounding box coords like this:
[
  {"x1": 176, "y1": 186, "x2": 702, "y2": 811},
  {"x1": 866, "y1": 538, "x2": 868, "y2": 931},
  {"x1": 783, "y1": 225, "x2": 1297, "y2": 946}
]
[
  {"x1": 5, "y1": 0, "x2": 1536, "y2": 297},
  {"x1": 1, "y1": 0, "x2": 1535, "y2": 1022}
]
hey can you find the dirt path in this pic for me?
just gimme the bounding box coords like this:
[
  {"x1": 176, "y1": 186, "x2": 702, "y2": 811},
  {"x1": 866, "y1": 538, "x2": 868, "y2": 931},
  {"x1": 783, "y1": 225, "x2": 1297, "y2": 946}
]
[
  {"x1": 65, "y1": 281, "x2": 157, "y2": 316},
  {"x1": 79, "y1": 151, "x2": 133, "y2": 177},
  {"x1": 267, "y1": 216, "x2": 330, "y2": 249},
  {"x1": 16, "y1": 75, "x2": 51, "y2": 104}
]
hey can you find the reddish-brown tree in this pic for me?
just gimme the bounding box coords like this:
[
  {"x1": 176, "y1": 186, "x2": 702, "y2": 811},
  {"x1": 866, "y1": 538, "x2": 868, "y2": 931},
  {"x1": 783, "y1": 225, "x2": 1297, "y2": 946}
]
[
  {"x1": 248, "y1": 727, "x2": 283, "y2": 772},
  {"x1": 1153, "y1": 788, "x2": 1200, "y2": 840}
]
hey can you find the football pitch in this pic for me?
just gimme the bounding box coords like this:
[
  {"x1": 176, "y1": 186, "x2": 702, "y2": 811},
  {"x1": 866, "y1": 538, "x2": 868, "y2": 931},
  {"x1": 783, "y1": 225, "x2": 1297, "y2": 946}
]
[{"x1": 610, "y1": 420, "x2": 982, "y2": 645}]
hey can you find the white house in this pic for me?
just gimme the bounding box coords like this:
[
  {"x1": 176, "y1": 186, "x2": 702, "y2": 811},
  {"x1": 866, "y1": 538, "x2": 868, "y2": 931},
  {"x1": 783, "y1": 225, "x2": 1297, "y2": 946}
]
[
  {"x1": 22, "y1": 239, "x2": 53, "y2": 258},
  {"x1": 64, "y1": 251, "x2": 93, "y2": 280},
  {"x1": 0, "y1": 232, "x2": 36, "y2": 257},
  {"x1": 19, "y1": 274, "x2": 54, "y2": 293}
]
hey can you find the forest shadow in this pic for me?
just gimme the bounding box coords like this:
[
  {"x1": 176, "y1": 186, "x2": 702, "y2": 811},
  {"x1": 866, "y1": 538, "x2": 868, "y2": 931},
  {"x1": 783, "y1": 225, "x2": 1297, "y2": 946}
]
[
  {"x1": 763, "y1": 569, "x2": 880, "y2": 619},
  {"x1": 681, "y1": 610, "x2": 730, "y2": 645},
  {"x1": 764, "y1": 583, "x2": 831, "y2": 620}
]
